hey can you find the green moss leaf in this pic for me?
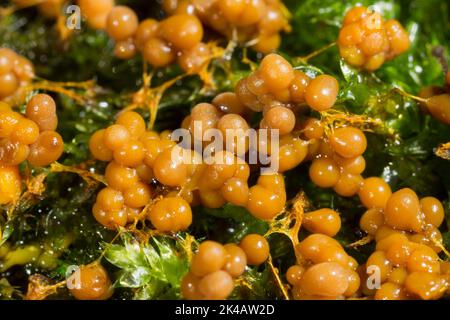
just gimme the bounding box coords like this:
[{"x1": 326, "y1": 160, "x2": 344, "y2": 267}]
[{"x1": 104, "y1": 233, "x2": 189, "y2": 299}]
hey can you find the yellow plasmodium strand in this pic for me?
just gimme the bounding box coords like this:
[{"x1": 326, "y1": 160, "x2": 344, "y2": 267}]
[
  {"x1": 267, "y1": 255, "x2": 290, "y2": 300},
  {"x1": 24, "y1": 274, "x2": 67, "y2": 300},
  {"x1": 348, "y1": 235, "x2": 374, "y2": 248},
  {"x1": 265, "y1": 191, "x2": 306, "y2": 264},
  {"x1": 294, "y1": 42, "x2": 337, "y2": 66},
  {"x1": 26, "y1": 79, "x2": 96, "y2": 105},
  {"x1": 50, "y1": 162, "x2": 106, "y2": 186},
  {"x1": 256, "y1": 192, "x2": 307, "y2": 299}
]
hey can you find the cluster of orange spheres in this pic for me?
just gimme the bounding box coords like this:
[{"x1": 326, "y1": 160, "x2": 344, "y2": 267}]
[
  {"x1": 181, "y1": 102, "x2": 288, "y2": 220},
  {"x1": 357, "y1": 179, "x2": 449, "y2": 299},
  {"x1": 0, "y1": 48, "x2": 34, "y2": 101},
  {"x1": 67, "y1": 264, "x2": 113, "y2": 300},
  {"x1": 236, "y1": 54, "x2": 339, "y2": 116},
  {"x1": 89, "y1": 111, "x2": 194, "y2": 232},
  {"x1": 287, "y1": 233, "x2": 360, "y2": 300},
  {"x1": 162, "y1": 0, "x2": 290, "y2": 53},
  {"x1": 418, "y1": 70, "x2": 450, "y2": 125},
  {"x1": 91, "y1": 110, "x2": 289, "y2": 228},
  {"x1": 287, "y1": 183, "x2": 450, "y2": 301},
  {"x1": 302, "y1": 119, "x2": 367, "y2": 197},
  {"x1": 0, "y1": 94, "x2": 63, "y2": 167},
  {"x1": 184, "y1": 106, "x2": 289, "y2": 218},
  {"x1": 338, "y1": 6, "x2": 410, "y2": 71},
  {"x1": 362, "y1": 233, "x2": 449, "y2": 300},
  {"x1": 181, "y1": 234, "x2": 269, "y2": 300},
  {"x1": 0, "y1": 95, "x2": 63, "y2": 205},
  {"x1": 182, "y1": 102, "x2": 251, "y2": 209},
  {"x1": 202, "y1": 53, "x2": 340, "y2": 179},
  {"x1": 163, "y1": 53, "x2": 342, "y2": 220},
  {"x1": 78, "y1": 0, "x2": 210, "y2": 73},
  {"x1": 358, "y1": 178, "x2": 445, "y2": 236}
]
